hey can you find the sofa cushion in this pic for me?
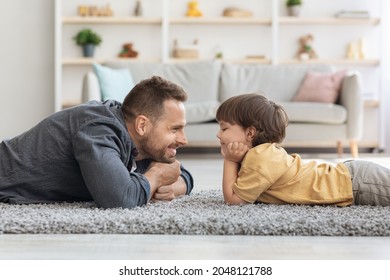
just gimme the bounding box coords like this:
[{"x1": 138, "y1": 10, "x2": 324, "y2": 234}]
[
  {"x1": 280, "y1": 102, "x2": 347, "y2": 124},
  {"x1": 219, "y1": 63, "x2": 334, "y2": 102},
  {"x1": 105, "y1": 60, "x2": 222, "y2": 104},
  {"x1": 185, "y1": 100, "x2": 220, "y2": 124},
  {"x1": 92, "y1": 64, "x2": 134, "y2": 102},
  {"x1": 293, "y1": 70, "x2": 346, "y2": 103}
]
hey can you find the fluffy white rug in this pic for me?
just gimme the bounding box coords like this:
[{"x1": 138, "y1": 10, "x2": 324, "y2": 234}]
[{"x1": 1, "y1": 190, "x2": 390, "y2": 235}]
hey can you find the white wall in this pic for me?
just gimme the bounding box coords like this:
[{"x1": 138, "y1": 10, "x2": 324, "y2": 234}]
[
  {"x1": 382, "y1": 1, "x2": 390, "y2": 153},
  {"x1": 0, "y1": 0, "x2": 54, "y2": 139}
]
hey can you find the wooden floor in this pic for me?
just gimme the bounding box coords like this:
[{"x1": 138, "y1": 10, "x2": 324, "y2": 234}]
[{"x1": 1, "y1": 152, "x2": 390, "y2": 260}]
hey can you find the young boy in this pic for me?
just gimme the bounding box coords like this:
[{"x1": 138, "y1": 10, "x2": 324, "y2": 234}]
[{"x1": 216, "y1": 93, "x2": 390, "y2": 206}]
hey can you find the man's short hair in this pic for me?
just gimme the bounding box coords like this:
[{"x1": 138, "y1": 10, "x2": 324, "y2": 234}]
[{"x1": 122, "y1": 76, "x2": 188, "y2": 122}]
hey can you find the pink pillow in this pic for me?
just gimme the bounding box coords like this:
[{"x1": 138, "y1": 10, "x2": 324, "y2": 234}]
[{"x1": 293, "y1": 70, "x2": 346, "y2": 103}]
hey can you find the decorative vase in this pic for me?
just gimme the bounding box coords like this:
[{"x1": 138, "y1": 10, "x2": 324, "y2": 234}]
[
  {"x1": 287, "y1": 5, "x2": 301, "y2": 17},
  {"x1": 82, "y1": 44, "x2": 95, "y2": 57}
]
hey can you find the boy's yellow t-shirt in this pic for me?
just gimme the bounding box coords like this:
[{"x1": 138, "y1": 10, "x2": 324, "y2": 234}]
[{"x1": 233, "y1": 143, "x2": 353, "y2": 206}]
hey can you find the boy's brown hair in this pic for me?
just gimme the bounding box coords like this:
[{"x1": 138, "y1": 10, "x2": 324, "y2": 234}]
[
  {"x1": 216, "y1": 93, "x2": 289, "y2": 146},
  {"x1": 122, "y1": 76, "x2": 187, "y2": 123}
]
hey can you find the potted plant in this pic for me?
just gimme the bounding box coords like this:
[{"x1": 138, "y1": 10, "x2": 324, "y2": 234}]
[
  {"x1": 73, "y1": 28, "x2": 102, "y2": 57},
  {"x1": 286, "y1": 0, "x2": 302, "y2": 17}
]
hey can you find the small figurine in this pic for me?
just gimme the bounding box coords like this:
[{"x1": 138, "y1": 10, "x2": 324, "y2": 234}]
[
  {"x1": 134, "y1": 0, "x2": 142, "y2": 16},
  {"x1": 119, "y1": 43, "x2": 138, "y2": 58},
  {"x1": 346, "y1": 42, "x2": 358, "y2": 59},
  {"x1": 186, "y1": 1, "x2": 202, "y2": 17},
  {"x1": 77, "y1": 4, "x2": 114, "y2": 17},
  {"x1": 296, "y1": 34, "x2": 318, "y2": 61},
  {"x1": 78, "y1": 6, "x2": 89, "y2": 17},
  {"x1": 358, "y1": 37, "x2": 366, "y2": 59}
]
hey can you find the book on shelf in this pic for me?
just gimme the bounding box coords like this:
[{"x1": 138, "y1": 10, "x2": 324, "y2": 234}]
[{"x1": 335, "y1": 10, "x2": 370, "y2": 19}]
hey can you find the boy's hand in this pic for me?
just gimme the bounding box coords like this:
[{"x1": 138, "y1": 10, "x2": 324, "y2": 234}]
[{"x1": 222, "y1": 142, "x2": 249, "y2": 163}]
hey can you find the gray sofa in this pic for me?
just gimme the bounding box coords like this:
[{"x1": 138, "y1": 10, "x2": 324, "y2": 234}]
[{"x1": 82, "y1": 60, "x2": 363, "y2": 157}]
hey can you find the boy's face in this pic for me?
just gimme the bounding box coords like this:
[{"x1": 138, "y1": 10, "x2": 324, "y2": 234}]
[{"x1": 216, "y1": 121, "x2": 253, "y2": 149}]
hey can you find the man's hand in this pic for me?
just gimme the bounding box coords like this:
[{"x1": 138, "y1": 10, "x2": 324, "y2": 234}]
[
  {"x1": 144, "y1": 160, "x2": 183, "y2": 200},
  {"x1": 153, "y1": 184, "x2": 175, "y2": 201},
  {"x1": 152, "y1": 175, "x2": 187, "y2": 202},
  {"x1": 222, "y1": 142, "x2": 249, "y2": 163},
  {"x1": 147, "y1": 160, "x2": 181, "y2": 185}
]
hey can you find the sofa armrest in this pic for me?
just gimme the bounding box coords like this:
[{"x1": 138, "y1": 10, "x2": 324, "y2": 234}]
[
  {"x1": 339, "y1": 71, "x2": 364, "y2": 140},
  {"x1": 82, "y1": 71, "x2": 101, "y2": 103}
]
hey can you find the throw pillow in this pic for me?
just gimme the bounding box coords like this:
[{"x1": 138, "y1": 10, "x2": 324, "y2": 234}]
[
  {"x1": 92, "y1": 63, "x2": 135, "y2": 102},
  {"x1": 293, "y1": 70, "x2": 346, "y2": 103}
]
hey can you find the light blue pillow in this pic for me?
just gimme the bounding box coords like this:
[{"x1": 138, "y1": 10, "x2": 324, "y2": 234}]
[{"x1": 92, "y1": 63, "x2": 134, "y2": 102}]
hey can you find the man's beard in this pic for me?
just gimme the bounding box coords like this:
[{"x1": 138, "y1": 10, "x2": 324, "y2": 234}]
[{"x1": 138, "y1": 133, "x2": 176, "y2": 163}]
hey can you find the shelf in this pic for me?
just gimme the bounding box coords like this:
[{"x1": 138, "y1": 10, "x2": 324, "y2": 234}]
[
  {"x1": 364, "y1": 99, "x2": 380, "y2": 108},
  {"x1": 281, "y1": 59, "x2": 380, "y2": 66},
  {"x1": 279, "y1": 17, "x2": 380, "y2": 25},
  {"x1": 226, "y1": 58, "x2": 272, "y2": 64},
  {"x1": 62, "y1": 57, "x2": 160, "y2": 65},
  {"x1": 169, "y1": 17, "x2": 271, "y2": 25},
  {"x1": 62, "y1": 16, "x2": 162, "y2": 24},
  {"x1": 63, "y1": 57, "x2": 379, "y2": 66},
  {"x1": 63, "y1": 16, "x2": 380, "y2": 26}
]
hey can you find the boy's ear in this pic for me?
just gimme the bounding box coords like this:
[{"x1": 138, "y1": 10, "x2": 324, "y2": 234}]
[
  {"x1": 134, "y1": 115, "x2": 150, "y2": 136},
  {"x1": 246, "y1": 126, "x2": 256, "y2": 140}
]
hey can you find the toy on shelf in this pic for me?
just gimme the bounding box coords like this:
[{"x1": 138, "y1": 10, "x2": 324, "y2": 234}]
[
  {"x1": 118, "y1": 43, "x2": 138, "y2": 58},
  {"x1": 222, "y1": 7, "x2": 253, "y2": 17},
  {"x1": 77, "y1": 4, "x2": 113, "y2": 17},
  {"x1": 296, "y1": 34, "x2": 318, "y2": 61},
  {"x1": 346, "y1": 42, "x2": 358, "y2": 59},
  {"x1": 134, "y1": 0, "x2": 142, "y2": 16},
  {"x1": 186, "y1": 1, "x2": 202, "y2": 17},
  {"x1": 346, "y1": 38, "x2": 366, "y2": 60},
  {"x1": 358, "y1": 38, "x2": 366, "y2": 59},
  {"x1": 173, "y1": 39, "x2": 199, "y2": 59}
]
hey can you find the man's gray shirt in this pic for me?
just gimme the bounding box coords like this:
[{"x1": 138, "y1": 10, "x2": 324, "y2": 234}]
[{"x1": 0, "y1": 100, "x2": 193, "y2": 208}]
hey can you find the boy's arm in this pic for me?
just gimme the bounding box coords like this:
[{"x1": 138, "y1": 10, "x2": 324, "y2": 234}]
[
  {"x1": 222, "y1": 159, "x2": 248, "y2": 205},
  {"x1": 222, "y1": 142, "x2": 249, "y2": 205}
]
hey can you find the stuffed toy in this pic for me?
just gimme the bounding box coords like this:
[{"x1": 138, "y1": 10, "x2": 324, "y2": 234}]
[
  {"x1": 186, "y1": 1, "x2": 202, "y2": 17},
  {"x1": 296, "y1": 34, "x2": 318, "y2": 60},
  {"x1": 118, "y1": 43, "x2": 138, "y2": 58}
]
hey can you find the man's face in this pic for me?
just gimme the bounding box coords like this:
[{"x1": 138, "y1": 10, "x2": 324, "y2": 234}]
[{"x1": 139, "y1": 99, "x2": 187, "y2": 163}]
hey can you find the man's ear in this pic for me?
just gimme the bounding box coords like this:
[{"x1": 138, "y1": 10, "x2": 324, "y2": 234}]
[
  {"x1": 134, "y1": 115, "x2": 150, "y2": 136},
  {"x1": 246, "y1": 126, "x2": 256, "y2": 141}
]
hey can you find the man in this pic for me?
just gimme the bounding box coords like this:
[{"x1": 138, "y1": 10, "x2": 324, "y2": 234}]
[{"x1": 0, "y1": 76, "x2": 193, "y2": 208}]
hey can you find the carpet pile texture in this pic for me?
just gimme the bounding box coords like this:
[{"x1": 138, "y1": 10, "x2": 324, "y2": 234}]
[{"x1": 1, "y1": 190, "x2": 390, "y2": 236}]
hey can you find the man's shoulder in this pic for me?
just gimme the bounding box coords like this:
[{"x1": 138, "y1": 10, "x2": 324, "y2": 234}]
[{"x1": 70, "y1": 100, "x2": 123, "y2": 122}]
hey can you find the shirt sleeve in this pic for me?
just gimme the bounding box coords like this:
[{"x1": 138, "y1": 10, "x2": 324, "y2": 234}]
[
  {"x1": 73, "y1": 121, "x2": 150, "y2": 209},
  {"x1": 180, "y1": 165, "x2": 194, "y2": 195},
  {"x1": 234, "y1": 166, "x2": 272, "y2": 203}
]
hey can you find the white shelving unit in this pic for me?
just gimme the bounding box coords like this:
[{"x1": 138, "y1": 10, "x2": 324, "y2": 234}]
[{"x1": 55, "y1": 0, "x2": 383, "y2": 149}]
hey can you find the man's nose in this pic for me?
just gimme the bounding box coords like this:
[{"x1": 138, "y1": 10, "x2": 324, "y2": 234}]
[{"x1": 177, "y1": 131, "x2": 188, "y2": 146}]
